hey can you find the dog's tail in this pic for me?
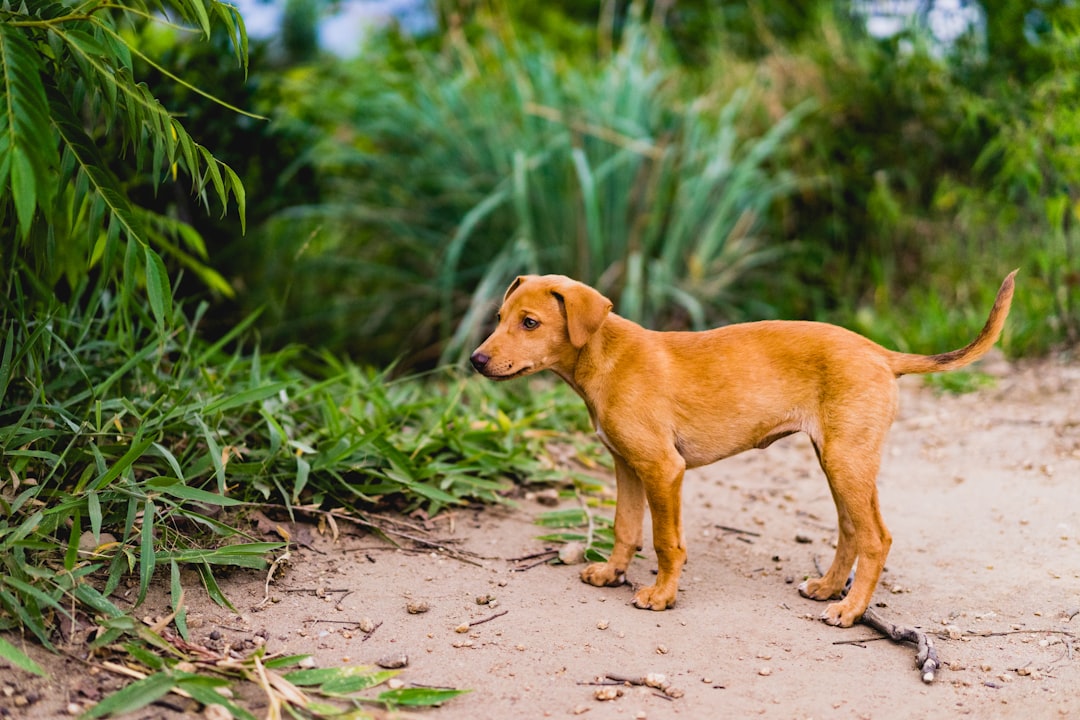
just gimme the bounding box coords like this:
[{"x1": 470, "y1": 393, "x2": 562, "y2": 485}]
[{"x1": 887, "y1": 270, "x2": 1017, "y2": 377}]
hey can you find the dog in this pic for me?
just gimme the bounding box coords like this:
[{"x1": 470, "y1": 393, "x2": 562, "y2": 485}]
[{"x1": 470, "y1": 271, "x2": 1016, "y2": 627}]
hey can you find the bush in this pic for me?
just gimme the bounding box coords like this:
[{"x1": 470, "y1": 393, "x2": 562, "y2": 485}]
[{"x1": 237, "y1": 7, "x2": 811, "y2": 366}]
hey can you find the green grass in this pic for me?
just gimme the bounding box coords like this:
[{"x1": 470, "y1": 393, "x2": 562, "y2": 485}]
[{"x1": 0, "y1": 277, "x2": 595, "y2": 715}]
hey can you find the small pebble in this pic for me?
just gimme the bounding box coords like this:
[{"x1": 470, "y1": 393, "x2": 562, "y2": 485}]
[
  {"x1": 455, "y1": 623, "x2": 471, "y2": 633},
  {"x1": 594, "y1": 687, "x2": 622, "y2": 701},
  {"x1": 559, "y1": 542, "x2": 587, "y2": 565},
  {"x1": 407, "y1": 601, "x2": 430, "y2": 614},
  {"x1": 758, "y1": 667, "x2": 772, "y2": 677},
  {"x1": 359, "y1": 617, "x2": 376, "y2": 633},
  {"x1": 377, "y1": 653, "x2": 408, "y2": 669},
  {"x1": 596, "y1": 620, "x2": 610, "y2": 630},
  {"x1": 387, "y1": 679, "x2": 405, "y2": 690}
]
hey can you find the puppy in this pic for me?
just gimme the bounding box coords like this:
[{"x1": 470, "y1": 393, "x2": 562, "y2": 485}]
[{"x1": 471, "y1": 272, "x2": 1016, "y2": 626}]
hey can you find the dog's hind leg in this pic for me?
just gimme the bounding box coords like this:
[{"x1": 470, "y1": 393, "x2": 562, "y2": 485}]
[{"x1": 802, "y1": 432, "x2": 893, "y2": 627}]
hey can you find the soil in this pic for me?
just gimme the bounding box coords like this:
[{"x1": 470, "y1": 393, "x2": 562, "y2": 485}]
[{"x1": 3, "y1": 355, "x2": 1079, "y2": 720}]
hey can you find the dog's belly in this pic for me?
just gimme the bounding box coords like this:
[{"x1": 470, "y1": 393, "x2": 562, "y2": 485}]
[{"x1": 676, "y1": 416, "x2": 814, "y2": 469}]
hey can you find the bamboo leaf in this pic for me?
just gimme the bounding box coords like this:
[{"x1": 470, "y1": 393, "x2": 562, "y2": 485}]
[
  {"x1": 0, "y1": 636, "x2": 47, "y2": 678},
  {"x1": 138, "y1": 499, "x2": 155, "y2": 604},
  {"x1": 143, "y1": 246, "x2": 172, "y2": 331},
  {"x1": 84, "y1": 672, "x2": 177, "y2": 719},
  {"x1": 376, "y1": 687, "x2": 469, "y2": 707}
]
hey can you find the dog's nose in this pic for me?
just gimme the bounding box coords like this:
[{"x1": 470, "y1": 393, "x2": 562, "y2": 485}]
[{"x1": 470, "y1": 352, "x2": 490, "y2": 372}]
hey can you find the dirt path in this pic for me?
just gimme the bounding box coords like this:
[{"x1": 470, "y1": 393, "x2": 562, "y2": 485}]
[{"x1": 3, "y1": 358, "x2": 1079, "y2": 719}]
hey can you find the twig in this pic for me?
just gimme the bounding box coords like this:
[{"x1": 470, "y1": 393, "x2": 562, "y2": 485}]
[
  {"x1": 508, "y1": 548, "x2": 560, "y2": 562},
  {"x1": 573, "y1": 483, "x2": 596, "y2": 550},
  {"x1": 361, "y1": 621, "x2": 383, "y2": 642},
  {"x1": 269, "y1": 504, "x2": 491, "y2": 567},
  {"x1": 468, "y1": 610, "x2": 508, "y2": 628},
  {"x1": 509, "y1": 557, "x2": 557, "y2": 569},
  {"x1": 281, "y1": 587, "x2": 350, "y2": 594},
  {"x1": 859, "y1": 607, "x2": 940, "y2": 683},
  {"x1": 715, "y1": 524, "x2": 761, "y2": 537}
]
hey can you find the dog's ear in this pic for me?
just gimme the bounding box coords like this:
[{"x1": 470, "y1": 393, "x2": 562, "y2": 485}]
[
  {"x1": 553, "y1": 281, "x2": 612, "y2": 348},
  {"x1": 503, "y1": 276, "x2": 531, "y2": 303}
]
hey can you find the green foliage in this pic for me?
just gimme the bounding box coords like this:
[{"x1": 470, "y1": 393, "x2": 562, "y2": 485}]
[
  {"x1": 0, "y1": 0, "x2": 248, "y2": 316},
  {"x1": 922, "y1": 370, "x2": 996, "y2": 396},
  {"x1": 237, "y1": 7, "x2": 809, "y2": 365},
  {"x1": 82, "y1": 651, "x2": 467, "y2": 718},
  {"x1": 536, "y1": 506, "x2": 616, "y2": 564}
]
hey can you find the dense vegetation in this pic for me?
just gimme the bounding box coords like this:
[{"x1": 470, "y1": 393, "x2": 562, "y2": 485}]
[{"x1": 1, "y1": 0, "x2": 1077, "y2": 715}]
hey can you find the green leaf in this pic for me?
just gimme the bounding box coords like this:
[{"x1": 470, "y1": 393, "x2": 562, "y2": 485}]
[
  {"x1": 376, "y1": 687, "x2": 469, "y2": 708},
  {"x1": 169, "y1": 560, "x2": 188, "y2": 641},
  {"x1": 144, "y1": 246, "x2": 172, "y2": 331},
  {"x1": 203, "y1": 381, "x2": 292, "y2": 414},
  {"x1": 284, "y1": 665, "x2": 396, "y2": 689},
  {"x1": 147, "y1": 478, "x2": 244, "y2": 506},
  {"x1": 138, "y1": 499, "x2": 156, "y2": 604},
  {"x1": 84, "y1": 672, "x2": 177, "y2": 718},
  {"x1": 0, "y1": 636, "x2": 47, "y2": 678}
]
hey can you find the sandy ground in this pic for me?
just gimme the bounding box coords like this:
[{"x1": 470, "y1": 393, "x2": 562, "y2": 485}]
[{"x1": 3, "y1": 357, "x2": 1079, "y2": 719}]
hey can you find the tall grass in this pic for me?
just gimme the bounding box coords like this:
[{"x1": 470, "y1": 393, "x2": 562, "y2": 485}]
[{"x1": 243, "y1": 7, "x2": 811, "y2": 366}]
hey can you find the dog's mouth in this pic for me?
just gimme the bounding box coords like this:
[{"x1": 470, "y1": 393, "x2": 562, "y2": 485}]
[{"x1": 483, "y1": 363, "x2": 536, "y2": 381}]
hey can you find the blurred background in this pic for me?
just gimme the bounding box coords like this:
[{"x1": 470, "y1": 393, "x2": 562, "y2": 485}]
[{"x1": 30, "y1": 0, "x2": 1080, "y2": 367}]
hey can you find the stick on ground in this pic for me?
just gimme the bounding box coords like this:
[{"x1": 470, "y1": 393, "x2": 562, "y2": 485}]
[{"x1": 858, "y1": 607, "x2": 941, "y2": 683}]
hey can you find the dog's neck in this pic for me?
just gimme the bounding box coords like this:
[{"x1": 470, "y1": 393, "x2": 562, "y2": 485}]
[{"x1": 551, "y1": 313, "x2": 641, "y2": 420}]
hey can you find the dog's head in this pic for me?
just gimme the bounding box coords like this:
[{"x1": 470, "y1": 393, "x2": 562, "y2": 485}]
[{"x1": 470, "y1": 275, "x2": 612, "y2": 380}]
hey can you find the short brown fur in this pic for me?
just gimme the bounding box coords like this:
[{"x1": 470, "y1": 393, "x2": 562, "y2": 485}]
[{"x1": 471, "y1": 271, "x2": 1017, "y2": 626}]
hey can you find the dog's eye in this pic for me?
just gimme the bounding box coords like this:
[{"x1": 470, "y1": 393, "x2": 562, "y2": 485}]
[
  {"x1": 496, "y1": 312, "x2": 501, "y2": 322},
  {"x1": 522, "y1": 317, "x2": 539, "y2": 330}
]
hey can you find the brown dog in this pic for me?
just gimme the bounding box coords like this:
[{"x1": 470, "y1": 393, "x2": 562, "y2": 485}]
[{"x1": 470, "y1": 272, "x2": 1016, "y2": 627}]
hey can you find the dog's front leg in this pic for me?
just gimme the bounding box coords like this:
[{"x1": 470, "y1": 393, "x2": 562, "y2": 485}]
[
  {"x1": 581, "y1": 455, "x2": 644, "y2": 588},
  {"x1": 631, "y1": 453, "x2": 687, "y2": 611}
]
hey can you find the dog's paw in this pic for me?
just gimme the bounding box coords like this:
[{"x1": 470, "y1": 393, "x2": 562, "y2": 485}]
[
  {"x1": 798, "y1": 578, "x2": 845, "y2": 601},
  {"x1": 580, "y1": 562, "x2": 626, "y2": 588},
  {"x1": 631, "y1": 584, "x2": 676, "y2": 611},
  {"x1": 820, "y1": 600, "x2": 861, "y2": 628}
]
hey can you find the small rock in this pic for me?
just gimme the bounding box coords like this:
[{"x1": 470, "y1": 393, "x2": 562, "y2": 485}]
[
  {"x1": 664, "y1": 686, "x2": 685, "y2": 699},
  {"x1": 795, "y1": 533, "x2": 812, "y2": 544},
  {"x1": 475, "y1": 594, "x2": 495, "y2": 605},
  {"x1": 358, "y1": 617, "x2": 376, "y2": 633},
  {"x1": 758, "y1": 667, "x2": 772, "y2": 677},
  {"x1": 571, "y1": 704, "x2": 591, "y2": 715},
  {"x1": 407, "y1": 601, "x2": 430, "y2": 614},
  {"x1": 594, "y1": 687, "x2": 622, "y2": 701},
  {"x1": 946, "y1": 625, "x2": 963, "y2": 640},
  {"x1": 1016, "y1": 666, "x2": 1032, "y2": 677},
  {"x1": 455, "y1": 623, "x2": 471, "y2": 633},
  {"x1": 386, "y1": 679, "x2": 405, "y2": 690},
  {"x1": 656, "y1": 644, "x2": 669, "y2": 655},
  {"x1": 644, "y1": 673, "x2": 667, "y2": 689},
  {"x1": 66, "y1": 703, "x2": 82, "y2": 716},
  {"x1": 596, "y1": 620, "x2": 609, "y2": 630},
  {"x1": 534, "y1": 488, "x2": 561, "y2": 506},
  {"x1": 559, "y1": 542, "x2": 587, "y2": 565},
  {"x1": 204, "y1": 704, "x2": 231, "y2": 720},
  {"x1": 377, "y1": 653, "x2": 408, "y2": 669},
  {"x1": 298, "y1": 656, "x2": 316, "y2": 669}
]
